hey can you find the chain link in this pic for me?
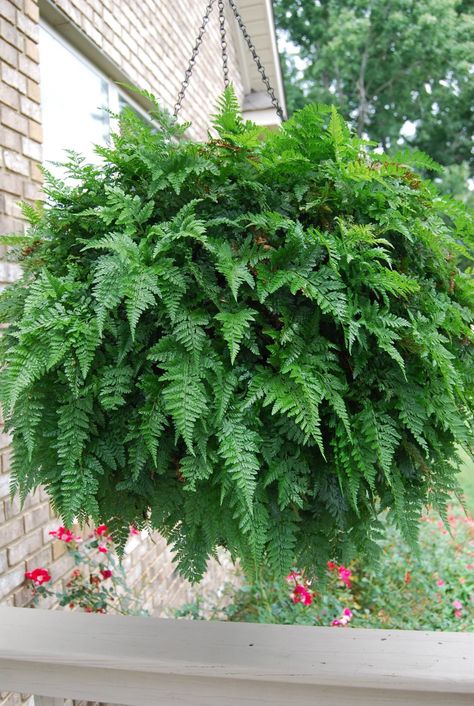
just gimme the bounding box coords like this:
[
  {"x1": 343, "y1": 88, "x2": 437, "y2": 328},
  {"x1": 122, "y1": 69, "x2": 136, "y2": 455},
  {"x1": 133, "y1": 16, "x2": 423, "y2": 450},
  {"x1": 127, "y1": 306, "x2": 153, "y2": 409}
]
[
  {"x1": 174, "y1": 0, "x2": 285, "y2": 121},
  {"x1": 173, "y1": 0, "x2": 217, "y2": 117},
  {"x1": 227, "y1": 0, "x2": 284, "y2": 120},
  {"x1": 218, "y1": 0, "x2": 230, "y2": 88}
]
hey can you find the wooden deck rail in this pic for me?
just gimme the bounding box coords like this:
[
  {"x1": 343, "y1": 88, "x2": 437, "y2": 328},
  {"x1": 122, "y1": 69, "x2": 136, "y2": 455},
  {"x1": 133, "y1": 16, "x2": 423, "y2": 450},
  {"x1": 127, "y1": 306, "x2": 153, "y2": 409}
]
[{"x1": 0, "y1": 607, "x2": 473, "y2": 705}]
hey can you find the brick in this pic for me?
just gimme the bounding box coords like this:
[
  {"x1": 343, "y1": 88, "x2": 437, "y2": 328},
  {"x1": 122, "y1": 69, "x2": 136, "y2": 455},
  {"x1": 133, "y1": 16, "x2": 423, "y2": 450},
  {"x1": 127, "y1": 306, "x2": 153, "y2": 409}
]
[
  {"x1": 0, "y1": 516, "x2": 23, "y2": 549},
  {"x1": 3, "y1": 493, "x2": 21, "y2": 521},
  {"x1": 30, "y1": 160, "x2": 42, "y2": 182},
  {"x1": 49, "y1": 551, "x2": 73, "y2": 581},
  {"x1": 2, "y1": 445, "x2": 12, "y2": 469},
  {"x1": 0, "y1": 472, "x2": 10, "y2": 500},
  {"x1": 0, "y1": 169, "x2": 24, "y2": 197},
  {"x1": 23, "y1": 179, "x2": 41, "y2": 201},
  {"x1": 1, "y1": 64, "x2": 27, "y2": 94},
  {"x1": 0, "y1": 125, "x2": 21, "y2": 151},
  {"x1": 0, "y1": 37, "x2": 18, "y2": 66},
  {"x1": 0, "y1": 503, "x2": 5, "y2": 523},
  {"x1": 16, "y1": 13, "x2": 38, "y2": 42},
  {"x1": 0, "y1": 550, "x2": 6, "y2": 573},
  {"x1": 26, "y1": 545, "x2": 52, "y2": 573},
  {"x1": 13, "y1": 583, "x2": 33, "y2": 607},
  {"x1": 21, "y1": 135, "x2": 40, "y2": 160},
  {"x1": 0, "y1": 564, "x2": 25, "y2": 598},
  {"x1": 19, "y1": 95, "x2": 40, "y2": 122},
  {"x1": 0, "y1": 215, "x2": 23, "y2": 234},
  {"x1": 27, "y1": 117, "x2": 41, "y2": 142},
  {"x1": 0, "y1": 1, "x2": 16, "y2": 23},
  {"x1": 0, "y1": 82, "x2": 19, "y2": 110},
  {"x1": 52, "y1": 539, "x2": 67, "y2": 560},
  {"x1": 24, "y1": 37, "x2": 39, "y2": 62},
  {"x1": 0, "y1": 18, "x2": 23, "y2": 50},
  {"x1": 24, "y1": 0, "x2": 39, "y2": 22},
  {"x1": 26, "y1": 77, "x2": 40, "y2": 102},
  {"x1": 3, "y1": 149, "x2": 29, "y2": 176},
  {"x1": 2, "y1": 192, "x2": 22, "y2": 218},
  {"x1": 23, "y1": 502, "x2": 50, "y2": 532},
  {"x1": 7, "y1": 529, "x2": 42, "y2": 565},
  {"x1": 18, "y1": 54, "x2": 40, "y2": 83},
  {"x1": 0, "y1": 105, "x2": 29, "y2": 135}
]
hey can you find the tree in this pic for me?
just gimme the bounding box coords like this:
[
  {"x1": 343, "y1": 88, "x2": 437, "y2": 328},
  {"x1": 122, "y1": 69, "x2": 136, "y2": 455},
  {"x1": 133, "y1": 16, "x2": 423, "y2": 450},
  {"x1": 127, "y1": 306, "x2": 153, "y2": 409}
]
[{"x1": 274, "y1": 0, "x2": 474, "y2": 173}]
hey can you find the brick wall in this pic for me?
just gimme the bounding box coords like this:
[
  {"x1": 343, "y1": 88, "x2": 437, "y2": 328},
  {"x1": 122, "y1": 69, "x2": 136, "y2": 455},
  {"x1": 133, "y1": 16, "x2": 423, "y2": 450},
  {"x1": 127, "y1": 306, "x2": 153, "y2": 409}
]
[
  {"x1": 48, "y1": 0, "x2": 244, "y2": 140},
  {"x1": 0, "y1": 0, "x2": 244, "y2": 682}
]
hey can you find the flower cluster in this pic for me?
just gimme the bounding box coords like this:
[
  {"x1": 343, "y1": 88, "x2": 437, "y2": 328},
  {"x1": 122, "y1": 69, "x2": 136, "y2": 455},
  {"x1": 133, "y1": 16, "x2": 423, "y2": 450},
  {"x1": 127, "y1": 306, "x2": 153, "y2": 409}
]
[
  {"x1": 49, "y1": 526, "x2": 81, "y2": 543},
  {"x1": 327, "y1": 561, "x2": 353, "y2": 588},
  {"x1": 331, "y1": 607, "x2": 353, "y2": 627},
  {"x1": 24, "y1": 524, "x2": 147, "y2": 616},
  {"x1": 286, "y1": 570, "x2": 314, "y2": 606}
]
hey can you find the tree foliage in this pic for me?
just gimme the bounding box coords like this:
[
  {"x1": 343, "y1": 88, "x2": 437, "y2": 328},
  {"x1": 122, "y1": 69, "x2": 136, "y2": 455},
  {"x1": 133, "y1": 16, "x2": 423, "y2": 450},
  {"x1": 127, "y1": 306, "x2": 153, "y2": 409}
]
[
  {"x1": 1, "y1": 89, "x2": 473, "y2": 581},
  {"x1": 275, "y1": 0, "x2": 474, "y2": 175}
]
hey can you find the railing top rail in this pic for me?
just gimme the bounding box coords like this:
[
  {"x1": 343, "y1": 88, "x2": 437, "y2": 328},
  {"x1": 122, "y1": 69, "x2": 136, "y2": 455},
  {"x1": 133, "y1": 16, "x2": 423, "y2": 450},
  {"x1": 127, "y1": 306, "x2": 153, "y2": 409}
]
[{"x1": 0, "y1": 607, "x2": 473, "y2": 705}]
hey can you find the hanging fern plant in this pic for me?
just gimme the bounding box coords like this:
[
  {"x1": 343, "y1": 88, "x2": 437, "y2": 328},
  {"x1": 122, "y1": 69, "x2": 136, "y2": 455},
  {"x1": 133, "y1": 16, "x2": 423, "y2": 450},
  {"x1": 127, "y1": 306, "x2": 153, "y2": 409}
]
[{"x1": 1, "y1": 89, "x2": 473, "y2": 581}]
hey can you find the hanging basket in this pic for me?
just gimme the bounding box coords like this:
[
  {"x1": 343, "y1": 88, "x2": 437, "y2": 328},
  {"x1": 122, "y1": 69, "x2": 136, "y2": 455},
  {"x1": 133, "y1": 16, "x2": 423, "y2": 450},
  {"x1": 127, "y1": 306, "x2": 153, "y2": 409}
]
[{"x1": 1, "y1": 11, "x2": 473, "y2": 581}]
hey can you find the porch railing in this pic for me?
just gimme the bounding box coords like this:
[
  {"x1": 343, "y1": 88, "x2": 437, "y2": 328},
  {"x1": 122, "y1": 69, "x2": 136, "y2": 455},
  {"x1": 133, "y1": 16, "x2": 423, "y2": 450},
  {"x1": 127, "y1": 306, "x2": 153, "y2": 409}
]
[{"x1": 0, "y1": 607, "x2": 473, "y2": 705}]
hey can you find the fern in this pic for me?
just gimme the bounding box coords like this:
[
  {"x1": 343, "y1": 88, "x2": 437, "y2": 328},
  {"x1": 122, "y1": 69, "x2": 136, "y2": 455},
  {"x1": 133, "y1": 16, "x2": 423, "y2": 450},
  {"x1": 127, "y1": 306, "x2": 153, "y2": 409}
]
[{"x1": 1, "y1": 86, "x2": 472, "y2": 581}]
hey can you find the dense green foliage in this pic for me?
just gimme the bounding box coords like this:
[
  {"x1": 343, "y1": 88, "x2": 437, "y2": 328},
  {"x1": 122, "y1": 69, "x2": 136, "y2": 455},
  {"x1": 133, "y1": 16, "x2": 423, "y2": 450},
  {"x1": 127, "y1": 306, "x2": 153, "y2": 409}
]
[
  {"x1": 1, "y1": 90, "x2": 473, "y2": 580},
  {"x1": 275, "y1": 0, "x2": 474, "y2": 177},
  {"x1": 177, "y1": 505, "x2": 474, "y2": 631}
]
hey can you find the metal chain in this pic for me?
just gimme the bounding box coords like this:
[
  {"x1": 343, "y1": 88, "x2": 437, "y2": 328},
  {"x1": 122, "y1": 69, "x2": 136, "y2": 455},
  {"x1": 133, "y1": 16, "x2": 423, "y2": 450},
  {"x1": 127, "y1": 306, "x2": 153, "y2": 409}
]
[
  {"x1": 227, "y1": 0, "x2": 284, "y2": 120},
  {"x1": 173, "y1": 0, "x2": 285, "y2": 121},
  {"x1": 218, "y1": 0, "x2": 230, "y2": 88},
  {"x1": 173, "y1": 0, "x2": 217, "y2": 117}
]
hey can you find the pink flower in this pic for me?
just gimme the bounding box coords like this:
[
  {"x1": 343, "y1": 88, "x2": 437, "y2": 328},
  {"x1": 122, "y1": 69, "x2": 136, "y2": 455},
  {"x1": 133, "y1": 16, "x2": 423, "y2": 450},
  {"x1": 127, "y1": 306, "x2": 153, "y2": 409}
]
[
  {"x1": 331, "y1": 619, "x2": 341, "y2": 626},
  {"x1": 338, "y1": 566, "x2": 352, "y2": 588},
  {"x1": 130, "y1": 526, "x2": 140, "y2": 536},
  {"x1": 467, "y1": 564, "x2": 474, "y2": 570},
  {"x1": 286, "y1": 571, "x2": 301, "y2": 583},
  {"x1": 98, "y1": 546, "x2": 108, "y2": 554},
  {"x1": 436, "y1": 579, "x2": 445, "y2": 587},
  {"x1": 454, "y1": 610, "x2": 463, "y2": 619},
  {"x1": 25, "y1": 568, "x2": 51, "y2": 585},
  {"x1": 343, "y1": 608, "x2": 352, "y2": 618},
  {"x1": 452, "y1": 600, "x2": 463, "y2": 610}
]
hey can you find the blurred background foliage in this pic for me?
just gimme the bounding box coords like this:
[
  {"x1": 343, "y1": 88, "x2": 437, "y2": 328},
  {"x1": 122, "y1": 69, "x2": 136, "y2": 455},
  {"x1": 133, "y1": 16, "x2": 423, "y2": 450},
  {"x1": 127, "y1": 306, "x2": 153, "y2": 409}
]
[{"x1": 274, "y1": 0, "x2": 474, "y2": 204}]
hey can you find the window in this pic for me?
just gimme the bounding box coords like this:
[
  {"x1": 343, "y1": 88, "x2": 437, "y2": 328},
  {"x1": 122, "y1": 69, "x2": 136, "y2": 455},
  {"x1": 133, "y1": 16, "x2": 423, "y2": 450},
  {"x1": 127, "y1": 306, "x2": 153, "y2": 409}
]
[{"x1": 39, "y1": 24, "x2": 148, "y2": 167}]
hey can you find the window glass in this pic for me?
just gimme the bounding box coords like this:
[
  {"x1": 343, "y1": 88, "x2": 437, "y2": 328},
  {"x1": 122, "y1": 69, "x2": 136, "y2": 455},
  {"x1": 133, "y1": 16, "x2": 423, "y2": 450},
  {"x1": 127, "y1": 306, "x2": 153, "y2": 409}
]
[{"x1": 39, "y1": 25, "x2": 110, "y2": 165}]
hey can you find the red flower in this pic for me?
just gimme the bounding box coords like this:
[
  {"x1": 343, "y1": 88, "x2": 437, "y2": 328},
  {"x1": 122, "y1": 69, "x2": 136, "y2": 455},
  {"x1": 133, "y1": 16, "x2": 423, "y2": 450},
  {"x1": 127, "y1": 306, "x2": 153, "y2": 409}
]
[
  {"x1": 98, "y1": 545, "x2": 108, "y2": 554},
  {"x1": 327, "y1": 561, "x2": 337, "y2": 571},
  {"x1": 129, "y1": 526, "x2": 140, "y2": 536},
  {"x1": 291, "y1": 584, "x2": 313, "y2": 606},
  {"x1": 96, "y1": 524, "x2": 109, "y2": 536},
  {"x1": 404, "y1": 571, "x2": 411, "y2": 584},
  {"x1": 49, "y1": 526, "x2": 78, "y2": 543},
  {"x1": 100, "y1": 569, "x2": 113, "y2": 579},
  {"x1": 25, "y1": 568, "x2": 51, "y2": 585}
]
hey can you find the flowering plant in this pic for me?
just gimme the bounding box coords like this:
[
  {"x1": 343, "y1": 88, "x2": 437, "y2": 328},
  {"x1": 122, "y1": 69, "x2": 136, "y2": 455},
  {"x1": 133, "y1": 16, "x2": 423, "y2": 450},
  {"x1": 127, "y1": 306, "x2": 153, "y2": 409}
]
[
  {"x1": 25, "y1": 525, "x2": 147, "y2": 615},
  {"x1": 176, "y1": 504, "x2": 473, "y2": 631}
]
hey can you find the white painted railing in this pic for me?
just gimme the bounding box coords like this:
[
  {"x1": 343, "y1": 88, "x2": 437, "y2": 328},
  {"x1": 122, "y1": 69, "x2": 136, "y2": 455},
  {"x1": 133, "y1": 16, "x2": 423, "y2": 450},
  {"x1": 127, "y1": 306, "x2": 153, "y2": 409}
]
[{"x1": 0, "y1": 607, "x2": 473, "y2": 705}]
